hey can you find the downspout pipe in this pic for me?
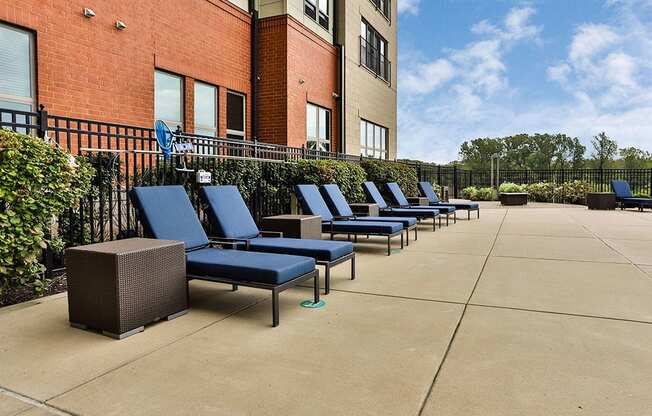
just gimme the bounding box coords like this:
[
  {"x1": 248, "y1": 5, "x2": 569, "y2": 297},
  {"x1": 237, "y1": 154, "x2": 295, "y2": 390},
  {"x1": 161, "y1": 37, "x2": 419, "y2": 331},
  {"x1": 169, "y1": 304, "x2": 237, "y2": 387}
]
[
  {"x1": 249, "y1": 0, "x2": 259, "y2": 140},
  {"x1": 333, "y1": 0, "x2": 345, "y2": 154}
]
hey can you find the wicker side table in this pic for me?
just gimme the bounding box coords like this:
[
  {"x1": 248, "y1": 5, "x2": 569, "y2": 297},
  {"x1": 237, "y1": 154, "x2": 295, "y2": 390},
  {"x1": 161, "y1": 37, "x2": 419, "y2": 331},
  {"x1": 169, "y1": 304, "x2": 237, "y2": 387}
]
[
  {"x1": 349, "y1": 203, "x2": 380, "y2": 217},
  {"x1": 586, "y1": 192, "x2": 616, "y2": 210},
  {"x1": 66, "y1": 238, "x2": 188, "y2": 339},
  {"x1": 406, "y1": 197, "x2": 430, "y2": 206},
  {"x1": 260, "y1": 215, "x2": 322, "y2": 240}
]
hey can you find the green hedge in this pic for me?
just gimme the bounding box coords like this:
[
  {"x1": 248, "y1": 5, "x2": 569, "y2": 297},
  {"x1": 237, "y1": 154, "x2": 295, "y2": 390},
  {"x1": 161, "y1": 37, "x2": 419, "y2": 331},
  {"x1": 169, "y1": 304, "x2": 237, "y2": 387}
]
[
  {"x1": 293, "y1": 160, "x2": 367, "y2": 202},
  {"x1": 0, "y1": 130, "x2": 94, "y2": 296},
  {"x1": 361, "y1": 160, "x2": 418, "y2": 198},
  {"x1": 462, "y1": 186, "x2": 496, "y2": 201}
]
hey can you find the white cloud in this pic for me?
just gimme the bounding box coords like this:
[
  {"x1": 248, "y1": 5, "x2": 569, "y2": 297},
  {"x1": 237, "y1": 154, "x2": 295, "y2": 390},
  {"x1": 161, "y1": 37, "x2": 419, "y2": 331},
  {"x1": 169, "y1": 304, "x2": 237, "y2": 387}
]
[
  {"x1": 397, "y1": 1, "x2": 652, "y2": 162},
  {"x1": 398, "y1": 0, "x2": 421, "y2": 15},
  {"x1": 401, "y1": 59, "x2": 455, "y2": 94}
]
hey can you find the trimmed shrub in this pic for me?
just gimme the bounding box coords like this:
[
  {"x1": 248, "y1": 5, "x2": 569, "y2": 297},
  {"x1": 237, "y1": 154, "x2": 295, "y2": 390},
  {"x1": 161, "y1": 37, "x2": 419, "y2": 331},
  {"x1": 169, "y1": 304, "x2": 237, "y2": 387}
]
[
  {"x1": 293, "y1": 159, "x2": 367, "y2": 202},
  {"x1": 462, "y1": 186, "x2": 496, "y2": 201},
  {"x1": 361, "y1": 160, "x2": 418, "y2": 198},
  {"x1": 211, "y1": 160, "x2": 263, "y2": 201},
  {"x1": 0, "y1": 130, "x2": 94, "y2": 296},
  {"x1": 554, "y1": 180, "x2": 591, "y2": 204},
  {"x1": 526, "y1": 182, "x2": 555, "y2": 202},
  {"x1": 498, "y1": 182, "x2": 526, "y2": 193}
]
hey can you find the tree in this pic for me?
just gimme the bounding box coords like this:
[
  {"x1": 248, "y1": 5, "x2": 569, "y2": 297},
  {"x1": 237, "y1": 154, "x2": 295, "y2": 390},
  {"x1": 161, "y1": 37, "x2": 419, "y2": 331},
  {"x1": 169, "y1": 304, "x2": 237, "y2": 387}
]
[
  {"x1": 459, "y1": 138, "x2": 503, "y2": 170},
  {"x1": 619, "y1": 147, "x2": 650, "y2": 169},
  {"x1": 590, "y1": 132, "x2": 618, "y2": 169}
]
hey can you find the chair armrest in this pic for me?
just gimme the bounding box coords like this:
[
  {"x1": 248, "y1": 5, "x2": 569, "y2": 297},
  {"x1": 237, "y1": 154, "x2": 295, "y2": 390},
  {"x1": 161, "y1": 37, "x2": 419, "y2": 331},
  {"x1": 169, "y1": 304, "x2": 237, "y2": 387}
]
[
  {"x1": 333, "y1": 215, "x2": 354, "y2": 221},
  {"x1": 209, "y1": 237, "x2": 250, "y2": 249},
  {"x1": 259, "y1": 231, "x2": 283, "y2": 238}
]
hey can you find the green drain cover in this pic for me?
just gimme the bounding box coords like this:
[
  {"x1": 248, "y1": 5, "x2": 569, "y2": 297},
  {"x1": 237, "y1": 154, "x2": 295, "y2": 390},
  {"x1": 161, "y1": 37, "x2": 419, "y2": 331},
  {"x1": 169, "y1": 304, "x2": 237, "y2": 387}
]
[{"x1": 300, "y1": 299, "x2": 326, "y2": 309}]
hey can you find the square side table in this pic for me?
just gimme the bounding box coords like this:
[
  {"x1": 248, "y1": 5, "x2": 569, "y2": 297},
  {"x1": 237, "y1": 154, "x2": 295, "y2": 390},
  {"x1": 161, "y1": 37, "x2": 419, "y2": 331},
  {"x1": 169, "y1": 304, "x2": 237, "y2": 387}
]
[
  {"x1": 349, "y1": 203, "x2": 379, "y2": 217},
  {"x1": 66, "y1": 238, "x2": 188, "y2": 339},
  {"x1": 586, "y1": 192, "x2": 616, "y2": 210},
  {"x1": 406, "y1": 197, "x2": 430, "y2": 206},
  {"x1": 261, "y1": 215, "x2": 322, "y2": 240}
]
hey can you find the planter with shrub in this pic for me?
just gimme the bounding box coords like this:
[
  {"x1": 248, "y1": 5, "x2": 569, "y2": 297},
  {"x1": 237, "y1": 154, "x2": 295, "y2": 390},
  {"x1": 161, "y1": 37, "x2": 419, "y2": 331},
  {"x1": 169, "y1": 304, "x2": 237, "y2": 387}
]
[
  {"x1": 498, "y1": 182, "x2": 528, "y2": 205},
  {"x1": 461, "y1": 186, "x2": 496, "y2": 201}
]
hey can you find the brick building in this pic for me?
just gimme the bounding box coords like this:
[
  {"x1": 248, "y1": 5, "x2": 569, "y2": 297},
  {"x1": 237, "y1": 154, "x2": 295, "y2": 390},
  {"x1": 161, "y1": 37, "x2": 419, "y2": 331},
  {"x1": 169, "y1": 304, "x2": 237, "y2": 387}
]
[{"x1": 0, "y1": 0, "x2": 397, "y2": 158}]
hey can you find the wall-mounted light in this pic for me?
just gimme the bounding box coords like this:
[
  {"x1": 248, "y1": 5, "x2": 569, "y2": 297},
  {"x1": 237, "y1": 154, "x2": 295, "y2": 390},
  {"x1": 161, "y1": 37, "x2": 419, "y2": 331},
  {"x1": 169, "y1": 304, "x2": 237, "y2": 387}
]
[
  {"x1": 332, "y1": 92, "x2": 340, "y2": 99},
  {"x1": 83, "y1": 8, "x2": 96, "y2": 18},
  {"x1": 115, "y1": 21, "x2": 127, "y2": 30},
  {"x1": 299, "y1": 79, "x2": 305, "y2": 85}
]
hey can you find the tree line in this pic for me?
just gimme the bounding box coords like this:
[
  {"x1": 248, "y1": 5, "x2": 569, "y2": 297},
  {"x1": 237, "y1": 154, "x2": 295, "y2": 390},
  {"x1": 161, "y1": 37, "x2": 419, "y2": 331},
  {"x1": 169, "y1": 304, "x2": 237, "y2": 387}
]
[{"x1": 458, "y1": 132, "x2": 652, "y2": 170}]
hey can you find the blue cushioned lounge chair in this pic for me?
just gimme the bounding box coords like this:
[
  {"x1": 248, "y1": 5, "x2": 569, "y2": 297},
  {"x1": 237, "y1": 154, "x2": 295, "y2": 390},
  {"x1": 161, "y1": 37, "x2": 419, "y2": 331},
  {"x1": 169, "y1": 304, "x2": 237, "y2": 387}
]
[
  {"x1": 362, "y1": 181, "x2": 441, "y2": 230},
  {"x1": 130, "y1": 185, "x2": 319, "y2": 327},
  {"x1": 295, "y1": 184, "x2": 404, "y2": 256},
  {"x1": 418, "y1": 181, "x2": 479, "y2": 220},
  {"x1": 319, "y1": 184, "x2": 418, "y2": 244},
  {"x1": 199, "y1": 185, "x2": 355, "y2": 294},
  {"x1": 386, "y1": 182, "x2": 457, "y2": 226},
  {"x1": 611, "y1": 180, "x2": 652, "y2": 211}
]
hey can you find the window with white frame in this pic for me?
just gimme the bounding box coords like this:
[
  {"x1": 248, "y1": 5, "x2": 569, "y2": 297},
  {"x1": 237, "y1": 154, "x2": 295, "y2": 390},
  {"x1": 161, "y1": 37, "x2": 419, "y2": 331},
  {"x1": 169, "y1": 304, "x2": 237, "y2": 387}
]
[
  {"x1": 226, "y1": 91, "x2": 246, "y2": 140},
  {"x1": 0, "y1": 23, "x2": 36, "y2": 122},
  {"x1": 360, "y1": 119, "x2": 387, "y2": 159},
  {"x1": 194, "y1": 81, "x2": 217, "y2": 155},
  {"x1": 306, "y1": 103, "x2": 331, "y2": 152},
  {"x1": 304, "y1": 0, "x2": 329, "y2": 30},
  {"x1": 154, "y1": 70, "x2": 183, "y2": 130}
]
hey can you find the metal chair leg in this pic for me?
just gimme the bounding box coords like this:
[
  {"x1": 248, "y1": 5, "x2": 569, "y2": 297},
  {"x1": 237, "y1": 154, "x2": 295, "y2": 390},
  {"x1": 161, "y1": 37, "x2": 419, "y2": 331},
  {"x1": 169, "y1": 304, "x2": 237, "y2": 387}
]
[
  {"x1": 405, "y1": 229, "x2": 409, "y2": 246},
  {"x1": 400, "y1": 232, "x2": 404, "y2": 249},
  {"x1": 387, "y1": 236, "x2": 391, "y2": 256},
  {"x1": 351, "y1": 255, "x2": 356, "y2": 280},
  {"x1": 313, "y1": 270, "x2": 320, "y2": 303},
  {"x1": 232, "y1": 284, "x2": 238, "y2": 291},
  {"x1": 324, "y1": 264, "x2": 330, "y2": 295},
  {"x1": 414, "y1": 226, "x2": 418, "y2": 241},
  {"x1": 272, "y1": 289, "x2": 279, "y2": 327}
]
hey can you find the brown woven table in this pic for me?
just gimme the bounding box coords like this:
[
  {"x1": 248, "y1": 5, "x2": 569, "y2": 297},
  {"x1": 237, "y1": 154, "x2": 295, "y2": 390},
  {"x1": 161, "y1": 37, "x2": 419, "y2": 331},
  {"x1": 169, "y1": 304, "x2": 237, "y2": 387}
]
[
  {"x1": 260, "y1": 215, "x2": 322, "y2": 239},
  {"x1": 65, "y1": 238, "x2": 188, "y2": 339},
  {"x1": 349, "y1": 203, "x2": 380, "y2": 217},
  {"x1": 406, "y1": 196, "x2": 430, "y2": 206},
  {"x1": 586, "y1": 192, "x2": 616, "y2": 210}
]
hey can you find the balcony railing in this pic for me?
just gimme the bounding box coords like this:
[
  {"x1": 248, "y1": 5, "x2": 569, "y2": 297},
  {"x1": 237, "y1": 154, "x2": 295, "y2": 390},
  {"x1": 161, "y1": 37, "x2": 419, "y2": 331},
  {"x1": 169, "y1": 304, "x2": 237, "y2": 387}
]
[{"x1": 360, "y1": 36, "x2": 391, "y2": 83}]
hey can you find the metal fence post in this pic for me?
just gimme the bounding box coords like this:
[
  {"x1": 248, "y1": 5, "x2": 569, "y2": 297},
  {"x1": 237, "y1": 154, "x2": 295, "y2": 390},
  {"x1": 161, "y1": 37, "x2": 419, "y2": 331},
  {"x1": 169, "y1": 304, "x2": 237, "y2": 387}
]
[
  {"x1": 600, "y1": 168, "x2": 604, "y2": 192},
  {"x1": 36, "y1": 104, "x2": 48, "y2": 138},
  {"x1": 453, "y1": 164, "x2": 459, "y2": 198}
]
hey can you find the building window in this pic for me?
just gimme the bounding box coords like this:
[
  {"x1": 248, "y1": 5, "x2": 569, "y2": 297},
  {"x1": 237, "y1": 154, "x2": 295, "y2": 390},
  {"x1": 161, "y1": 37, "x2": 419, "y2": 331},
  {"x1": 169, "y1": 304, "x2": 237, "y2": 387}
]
[
  {"x1": 369, "y1": 0, "x2": 391, "y2": 19},
  {"x1": 226, "y1": 91, "x2": 246, "y2": 140},
  {"x1": 304, "y1": 0, "x2": 329, "y2": 30},
  {"x1": 307, "y1": 103, "x2": 331, "y2": 152},
  {"x1": 155, "y1": 70, "x2": 183, "y2": 130},
  {"x1": 0, "y1": 23, "x2": 36, "y2": 118},
  {"x1": 360, "y1": 20, "x2": 390, "y2": 82},
  {"x1": 194, "y1": 81, "x2": 217, "y2": 155},
  {"x1": 360, "y1": 119, "x2": 387, "y2": 159}
]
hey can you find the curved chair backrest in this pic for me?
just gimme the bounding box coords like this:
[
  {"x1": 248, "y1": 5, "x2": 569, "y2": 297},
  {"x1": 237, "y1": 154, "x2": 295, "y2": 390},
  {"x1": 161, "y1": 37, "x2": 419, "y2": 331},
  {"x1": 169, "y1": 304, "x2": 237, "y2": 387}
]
[
  {"x1": 295, "y1": 184, "x2": 334, "y2": 222},
  {"x1": 130, "y1": 186, "x2": 209, "y2": 251},
  {"x1": 362, "y1": 182, "x2": 389, "y2": 209},
  {"x1": 418, "y1": 181, "x2": 440, "y2": 203},
  {"x1": 611, "y1": 180, "x2": 633, "y2": 198},
  {"x1": 320, "y1": 184, "x2": 355, "y2": 217},
  {"x1": 386, "y1": 183, "x2": 410, "y2": 207},
  {"x1": 200, "y1": 185, "x2": 260, "y2": 240}
]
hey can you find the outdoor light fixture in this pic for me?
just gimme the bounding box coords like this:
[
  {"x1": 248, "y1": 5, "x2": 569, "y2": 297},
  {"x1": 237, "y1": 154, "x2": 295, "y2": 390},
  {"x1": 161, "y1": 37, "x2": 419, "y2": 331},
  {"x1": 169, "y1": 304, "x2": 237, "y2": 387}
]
[
  {"x1": 83, "y1": 8, "x2": 96, "y2": 18},
  {"x1": 332, "y1": 92, "x2": 340, "y2": 98},
  {"x1": 299, "y1": 79, "x2": 305, "y2": 84},
  {"x1": 115, "y1": 20, "x2": 127, "y2": 30}
]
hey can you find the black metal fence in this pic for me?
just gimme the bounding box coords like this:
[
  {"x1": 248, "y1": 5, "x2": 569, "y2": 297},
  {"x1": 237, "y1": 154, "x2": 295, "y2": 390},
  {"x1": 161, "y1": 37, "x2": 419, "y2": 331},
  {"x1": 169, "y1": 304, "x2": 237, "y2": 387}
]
[{"x1": 3, "y1": 106, "x2": 652, "y2": 275}]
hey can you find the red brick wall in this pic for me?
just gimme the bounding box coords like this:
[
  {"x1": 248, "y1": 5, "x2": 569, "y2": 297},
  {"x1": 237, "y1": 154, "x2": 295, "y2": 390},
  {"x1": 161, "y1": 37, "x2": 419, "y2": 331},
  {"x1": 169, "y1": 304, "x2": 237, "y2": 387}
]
[
  {"x1": 257, "y1": 15, "x2": 338, "y2": 149},
  {"x1": 0, "y1": 0, "x2": 251, "y2": 137}
]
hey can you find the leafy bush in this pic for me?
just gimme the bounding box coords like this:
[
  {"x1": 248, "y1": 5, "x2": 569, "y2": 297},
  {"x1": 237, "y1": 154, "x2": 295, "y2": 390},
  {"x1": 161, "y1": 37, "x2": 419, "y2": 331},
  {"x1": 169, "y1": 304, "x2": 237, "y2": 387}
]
[
  {"x1": 361, "y1": 160, "x2": 418, "y2": 198},
  {"x1": 211, "y1": 160, "x2": 262, "y2": 201},
  {"x1": 462, "y1": 186, "x2": 496, "y2": 201},
  {"x1": 293, "y1": 160, "x2": 367, "y2": 202},
  {"x1": 498, "y1": 182, "x2": 526, "y2": 193},
  {"x1": 0, "y1": 130, "x2": 94, "y2": 296},
  {"x1": 554, "y1": 180, "x2": 591, "y2": 204},
  {"x1": 526, "y1": 182, "x2": 555, "y2": 202}
]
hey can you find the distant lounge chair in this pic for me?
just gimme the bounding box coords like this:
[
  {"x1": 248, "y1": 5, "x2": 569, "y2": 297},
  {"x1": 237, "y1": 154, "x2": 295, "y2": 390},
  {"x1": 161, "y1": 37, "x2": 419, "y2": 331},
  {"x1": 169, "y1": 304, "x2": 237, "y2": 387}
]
[
  {"x1": 295, "y1": 184, "x2": 404, "y2": 256},
  {"x1": 385, "y1": 182, "x2": 457, "y2": 226},
  {"x1": 611, "y1": 180, "x2": 652, "y2": 211},
  {"x1": 418, "y1": 181, "x2": 479, "y2": 220},
  {"x1": 199, "y1": 185, "x2": 355, "y2": 294},
  {"x1": 130, "y1": 185, "x2": 319, "y2": 327},
  {"x1": 362, "y1": 181, "x2": 441, "y2": 230},
  {"x1": 319, "y1": 184, "x2": 418, "y2": 244}
]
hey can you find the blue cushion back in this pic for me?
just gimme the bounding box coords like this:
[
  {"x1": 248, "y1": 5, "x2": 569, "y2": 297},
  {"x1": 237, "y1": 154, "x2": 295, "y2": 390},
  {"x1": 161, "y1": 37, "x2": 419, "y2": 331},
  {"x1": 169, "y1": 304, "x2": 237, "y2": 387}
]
[
  {"x1": 200, "y1": 186, "x2": 260, "y2": 239},
  {"x1": 295, "y1": 184, "x2": 334, "y2": 221},
  {"x1": 386, "y1": 183, "x2": 410, "y2": 206},
  {"x1": 320, "y1": 184, "x2": 354, "y2": 217},
  {"x1": 131, "y1": 186, "x2": 209, "y2": 250},
  {"x1": 362, "y1": 182, "x2": 388, "y2": 209},
  {"x1": 418, "y1": 182, "x2": 440, "y2": 203},
  {"x1": 611, "y1": 180, "x2": 633, "y2": 198}
]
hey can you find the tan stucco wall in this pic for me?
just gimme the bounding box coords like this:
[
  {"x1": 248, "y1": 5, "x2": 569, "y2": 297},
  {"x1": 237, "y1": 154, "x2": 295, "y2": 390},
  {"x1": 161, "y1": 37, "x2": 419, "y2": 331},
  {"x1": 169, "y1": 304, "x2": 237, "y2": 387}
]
[
  {"x1": 340, "y1": 0, "x2": 397, "y2": 159},
  {"x1": 228, "y1": 0, "x2": 250, "y2": 11}
]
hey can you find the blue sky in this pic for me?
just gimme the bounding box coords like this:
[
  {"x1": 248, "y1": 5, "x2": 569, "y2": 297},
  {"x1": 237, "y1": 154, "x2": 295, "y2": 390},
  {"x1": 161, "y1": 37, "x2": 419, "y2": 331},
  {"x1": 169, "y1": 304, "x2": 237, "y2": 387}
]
[{"x1": 396, "y1": 0, "x2": 652, "y2": 162}]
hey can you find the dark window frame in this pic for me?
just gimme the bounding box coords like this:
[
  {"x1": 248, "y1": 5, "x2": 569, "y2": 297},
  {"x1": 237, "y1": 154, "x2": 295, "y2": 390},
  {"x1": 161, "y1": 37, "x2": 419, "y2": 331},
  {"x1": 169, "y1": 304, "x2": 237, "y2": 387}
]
[
  {"x1": 360, "y1": 19, "x2": 391, "y2": 83},
  {"x1": 226, "y1": 90, "x2": 246, "y2": 140},
  {"x1": 304, "y1": 0, "x2": 330, "y2": 31},
  {"x1": 369, "y1": 0, "x2": 391, "y2": 21}
]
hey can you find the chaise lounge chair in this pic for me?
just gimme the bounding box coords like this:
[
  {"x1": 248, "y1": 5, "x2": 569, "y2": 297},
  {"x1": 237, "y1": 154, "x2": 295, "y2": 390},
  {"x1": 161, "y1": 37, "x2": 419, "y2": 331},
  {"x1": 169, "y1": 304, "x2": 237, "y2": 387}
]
[
  {"x1": 386, "y1": 182, "x2": 457, "y2": 226},
  {"x1": 319, "y1": 184, "x2": 418, "y2": 244},
  {"x1": 611, "y1": 180, "x2": 652, "y2": 211},
  {"x1": 418, "y1": 181, "x2": 479, "y2": 220},
  {"x1": 130, "y1": 185, "x2": 319, "y2": 327},
  {"x1": 295, "y1": 184, "x2": 405, "y2": 256},
  {"x1": 199, "y1": 185, "x2": 355, "y2": 294},
  {"x1": 362, "y1": 181, "x2": 441, "y2": 230}
]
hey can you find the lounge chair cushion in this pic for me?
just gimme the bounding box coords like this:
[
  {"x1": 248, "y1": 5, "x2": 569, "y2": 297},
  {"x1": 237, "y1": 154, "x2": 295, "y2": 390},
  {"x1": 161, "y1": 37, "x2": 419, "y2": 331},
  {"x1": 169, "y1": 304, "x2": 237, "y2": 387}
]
[
  {"x1": 296, "y1": 184, "x2": 334, "y2": 221},
  {"x1": 386, "y1": 182, "x2": 412, "y2": 206},
  {"x1": 362, "y1": 182, "x2": 390, "y2": 209},
  {"x1": 444, "y1": 201, "x2": 479, "y2": 210},
  {"x1": 418, "y1": 182, "x2": 479, "y2": 209},
  {"x1": 327, "y1": 220, "x2": 403, "y2": 234},
  {"x1": 320, "y1": 184, "x2": 356, "y2": 217},
  {"x1": 186, "y1": 247, "x2": 315, "y2": 285},
  {"x1": 131, "y1": 186, "x2": 209, "y2": 251},
  {"x1": 200, "y1": 185, "x2": 260, "y2": 239},
  {"x1": 611, "y1": 180, "x2": 634, "y2": 199},
  {"x1": 622, "y1": 197, "x2": 652, "y2": 207},
  {"x1": 352, "y1": 216, "x2": 417, "y2": 227},
  {"x1": 418, "y1": 181, "x2": 442, "y2": 203},
  {"x1": 384, "y1": 208, "x2": 439, "y2": 219},
  {"x1": 247, "y1": 237, "x2": 353, "y2": 262}
]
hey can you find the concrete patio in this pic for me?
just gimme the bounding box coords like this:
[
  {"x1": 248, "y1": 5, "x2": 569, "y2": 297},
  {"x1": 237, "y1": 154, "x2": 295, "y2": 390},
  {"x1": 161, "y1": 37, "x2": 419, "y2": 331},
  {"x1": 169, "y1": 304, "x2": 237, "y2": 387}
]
[{"x1": 1, "y1": 203, "x2": 652, "y2": 416}]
